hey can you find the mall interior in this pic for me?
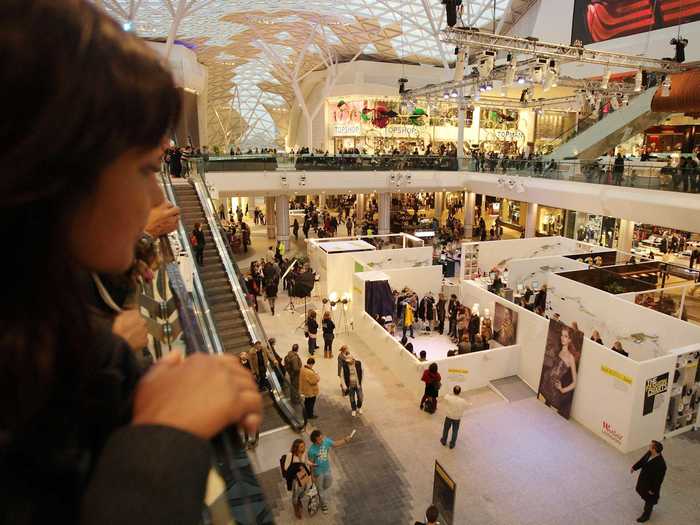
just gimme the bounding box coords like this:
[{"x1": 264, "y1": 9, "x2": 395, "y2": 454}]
[{"x1": 4, "y1": 1, "x2": 700, "y2": 524}]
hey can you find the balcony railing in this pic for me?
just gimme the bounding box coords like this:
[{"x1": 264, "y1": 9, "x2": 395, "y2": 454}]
[{"x1": 177, "y1": 155, "x2": 698, "y2": 194}]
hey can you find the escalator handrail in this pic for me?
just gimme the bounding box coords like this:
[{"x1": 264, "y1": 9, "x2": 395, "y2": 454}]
[
  {"x1": 160, "y1": 171, "x2": 225, "y2": 355},
  {"x1": 191, "y1": 175, "x2": 305, "y2": 430}
]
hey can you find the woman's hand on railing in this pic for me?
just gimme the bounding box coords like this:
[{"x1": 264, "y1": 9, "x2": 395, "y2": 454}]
[
  {"x1": 145, "y1": 200, "x2": 180, "y2": 237},
  {"x1": 132, "y1": 352, "x2": 263, "y2": 439}
]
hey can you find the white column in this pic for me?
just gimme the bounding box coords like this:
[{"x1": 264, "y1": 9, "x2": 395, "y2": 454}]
[
  {"x1": 265, "y1": 196, "x2": 276, "y2": 239},
  {"x1": 319, "y1": 193, "x2": 326, "y2": 210},
  {"x1": 276, "y1": 195, "x2": 290, "y2": 249},
  {"x1": 378, "y1": 192, "x2": 391, "y2": 235},
  {"x1": 617, "y1": 219, "x2": 636, "y2": 254},
  {"x1": 356, "y1": 193, "x2": 365, "y2": 218},
  {"x1": 525, "y1": 202, "x2": 539, "y2": 238},
  {"x1": 434, "y1": 192, "x2": 445, "y2": 225},
  {"x1": 463, "y1": 191, "x2": 476, "y2": 239},
  {"x1": 457, "y1": 91, "x2": 465, "y2": 168}
]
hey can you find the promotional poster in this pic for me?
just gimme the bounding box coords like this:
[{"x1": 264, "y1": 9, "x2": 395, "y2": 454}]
[
  {"x1": 571, "y1": 0, "x2": 700, "y2": 45},
  {"x1": 537, "y1": 319, "x2": 585, "y2": 419},
  {"x1": 643, "y1": 372, "x2": 669, "y2": 416},
  {"x1": 494, "y1": 303, "x2": 518, "y2": 347}
]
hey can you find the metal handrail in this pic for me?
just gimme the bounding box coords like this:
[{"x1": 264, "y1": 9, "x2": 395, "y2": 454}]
[{"x1": 160, "y1": 171, "x2": 224, "y2": 355}]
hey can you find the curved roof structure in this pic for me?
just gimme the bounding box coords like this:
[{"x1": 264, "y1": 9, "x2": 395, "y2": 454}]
[{"x1": 98, "y1": 0, "x2": 513, "y2": 147}]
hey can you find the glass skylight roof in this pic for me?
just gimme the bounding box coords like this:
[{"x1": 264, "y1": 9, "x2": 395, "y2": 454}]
[{"x1": 99, "y1": 0, "x2": 511, "y2": 147}]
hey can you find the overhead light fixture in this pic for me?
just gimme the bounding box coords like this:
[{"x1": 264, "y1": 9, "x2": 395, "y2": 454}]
[
  {"x1": 601, "y1": 66, "x2": 611, "y2": 89},
  {"x1": 443, "y1": 90, "x2": 450, "y2": 100},
  {"x1": 123, "y1": 20, "x2": 133, "y2": 32},
  {"x1": 661, "y1": 76, "x2": 672, "y2": 97},
  {"x1": 450, "y1": 88, "x2": 459, "y2": 98},
  {"x1": 477, "y1": 50, "x2": 496, "y2": 78},
  {"x1": 505, "y1": 53, "x2": 517, "y2": 86},
  {"x1": 634, "y1": 69, "x2": 643, "y2": 92}
]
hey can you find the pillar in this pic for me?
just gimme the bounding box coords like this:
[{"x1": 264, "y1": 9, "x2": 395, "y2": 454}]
[
  {"x1": 525, "y1": 202, "x2": 539, "y2": 238},
  {"x1": 356, "y1": 193, "x2": 365, "y2": 218},
  {"x1": 434, "y1": 192, "x2": 445, "y2": 225},
  {"x1": 275, "y1": 195, "x2": 290, "y2": 249},
  {"x1": 378, "y1": 192, "x2": 391, "y2": 235},
  {"x1": 265, "y1": 196, "x2": 276, "y2": 239},
  {"x1": 319, "y1": 193, "x2": 326, "y2": 210},
  {"x1": 457, "y1": 90, "x2": 465, "y2": 168},
  {"x1": 463, "y1": 191, "x2": 476, "y2": 239},
  {"x1": 617, "y1": 219, "x2": 635, "y2": 254}
]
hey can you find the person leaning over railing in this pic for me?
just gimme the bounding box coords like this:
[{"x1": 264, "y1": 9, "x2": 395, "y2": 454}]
[{"x1": 0, "y1": 2, "x2": 262, "y2": 524}]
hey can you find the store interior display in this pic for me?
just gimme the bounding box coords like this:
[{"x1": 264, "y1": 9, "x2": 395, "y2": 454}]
[{"x1": 665, "y1": 352, "x2": 700, "y2": 434}]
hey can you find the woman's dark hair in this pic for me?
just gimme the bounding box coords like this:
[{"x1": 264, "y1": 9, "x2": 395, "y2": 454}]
[
  {"x1": 1, "y1": 0, "x2": 180, "y2": 435},
  {"x1": 290, "y1": 438, "x2": 305, "y2": 456},
  {"x1": 429, "y1": 363, "x2": 438, "y2": 373}
]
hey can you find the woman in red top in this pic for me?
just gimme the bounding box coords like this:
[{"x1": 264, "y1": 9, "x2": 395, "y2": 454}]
[{"x1": 420, "y1": 363, "x2": 442, "y2": 411}]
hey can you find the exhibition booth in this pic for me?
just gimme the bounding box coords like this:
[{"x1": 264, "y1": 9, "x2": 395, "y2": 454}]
[{"x1": 320, "y1": 234, "x2": 700, "y2": 454}]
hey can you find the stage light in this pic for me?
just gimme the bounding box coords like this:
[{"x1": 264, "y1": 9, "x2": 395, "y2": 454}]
[
  {"x1": 485, "y1": 82, "x2": 493, "y2": 91},
  {"x1": 601, "y1": 66, "x2": 610, "y2": 89},
  {"x1": 450, "y1": 88, "x2": 459, "y2": 98},
  {"x1": 661, "y1": 76, "x2": 671, "y2": 97},
  {"x1": 398, "y1": 77, "x2": 408, "y2": 94},
  {"x1": 517, "y1": 76, "x2": 526, "y2": 85},
  {"x1": 443, "y1": 90, "x2": 450, "y2": 100},
  {"x1": 123, "y1": 20, "x2": 133, "y2": 31},
  {"x1": 634, "y1": 69, "x2": 643, "y2": 92},
  {"x1": 505, "y1": 53, "x2": 517, "y2": 87},
  {"x1": 477, "y1": 51, "x2": 496, "y2": 78},
  {"x1": 671, "y1": 37, "x2": 688, "y2": 63},
  {"x1": 531, "y1": 65, "x2": 544, "y2": 84}
]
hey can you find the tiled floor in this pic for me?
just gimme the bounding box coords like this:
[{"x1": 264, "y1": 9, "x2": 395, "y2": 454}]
[{"x1": 237, "y1": 221, "x2": 700, "y2": 525}]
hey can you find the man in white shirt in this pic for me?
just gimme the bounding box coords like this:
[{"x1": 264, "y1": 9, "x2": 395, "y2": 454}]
[{"x1": 440, "y1": 386, "x2": 470, "y2": 449}]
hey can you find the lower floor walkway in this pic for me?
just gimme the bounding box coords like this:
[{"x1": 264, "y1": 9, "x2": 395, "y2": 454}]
[{"x1": 250, "y1": 287, "x2": 700, "y2": 525}]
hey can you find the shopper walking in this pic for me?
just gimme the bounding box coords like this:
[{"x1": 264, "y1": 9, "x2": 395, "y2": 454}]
[
  {"x1": 282, "y1": 439, "x2": 314, "y2": 519},
  {"x1": 190, "y1": 222, "x2": 205, "y2": 266},
  {"x1": 306, "y1": 310, "x2": 319, "y2": 355},
  {"x1": 440, "y1": 386, "x2": 470, "y2": 449},
  {"x1": 340, "y1": 353, "x2": 363, "y2": 416},
  {"x1": 263, "y1": 260, "x2": 280, "y2": 315},
  {"x1": 300, "y1": 358, "x2": 320, "y2": 420},
  {"x1": 322, "y1": 311, "x2": 336, "y2": 358},
  {"x1": 420, "y1": 363, "x2": 442, "y2": 413},
  {"x1": 284, "y1": 344, "x2": 302, "y2": 403},
  {"x1": 308, "y1": 429, "x2": 354, "y2": 514},
  {"x1": 249, "y1": 341, "x2": 270, "y2": 391},
  {"x1": 631, "y1": 440, "x2": 667, "y2": 523},
  {"x1": 292, "y1": 218, "x2": 300, "y2": 240}
]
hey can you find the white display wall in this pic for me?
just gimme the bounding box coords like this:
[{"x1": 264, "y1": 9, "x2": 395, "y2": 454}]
[
  {"x1": 546, "y1": 273, "x2": 700, "y2": 362},
  {"x1": 466, "y1": 236, "x2": 606, "y2": 277},
  {"x1": 506, "y1": 255, "x2": 589, "y2": 291},
  {"x1": 352, "y1": 246, "x2": 433, "y2": 272}
]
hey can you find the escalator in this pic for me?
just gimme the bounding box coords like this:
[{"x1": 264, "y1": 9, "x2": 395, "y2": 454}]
[
  {"x1": 173, "y1": 183, "x2": 251, "y2": 354},
  {"x1": 548, "y1": 86, "x2": 671, "y2": 161},
  {"x1": 165, "y1": 177, "x2": 304, "y2": 433}
]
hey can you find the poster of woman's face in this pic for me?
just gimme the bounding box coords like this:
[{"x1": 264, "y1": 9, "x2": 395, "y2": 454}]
[
  {"x1": 537, "y1": 319, "x2": 584, "y2": 420},
  {"x1": 493, "y1": 303, "x2": 518, "y2": 347}
]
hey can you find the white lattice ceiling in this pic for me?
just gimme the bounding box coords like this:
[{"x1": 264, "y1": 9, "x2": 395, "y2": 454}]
[{"x1": 98, "y1": 0, "x2": 511, "y2": 148}]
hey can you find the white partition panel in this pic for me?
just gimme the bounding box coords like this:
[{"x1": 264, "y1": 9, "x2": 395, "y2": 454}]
[
  {"x1": 507, "y1": 256, "x2": 589, "y2": 291},
  {"x1": 570, "y1": 340, "x2": 641, "y2": 452},
  {"x1": 547, "y1": 274, "x2": 700, "y2": 361},
  {"x1": 430, "y1": 346, "x2": 521, "y2": 393},
  {"x1": 459, "y1": 281, "x2": 549, "y2": 391},
  {"x1": 353, "y1": 246, "x2": 433, "y2": 271},
  {"x1": 380, "y1": 266, "x2": 444, "y2": 299}
]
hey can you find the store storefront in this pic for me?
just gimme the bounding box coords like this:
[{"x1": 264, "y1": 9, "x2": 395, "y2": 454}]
[
  {"x1": 537, "y1": 206, "x2": 567, "y2": 236},
  {"x1": 573, "y1": 212, "x2": 620, "y2": 248}
]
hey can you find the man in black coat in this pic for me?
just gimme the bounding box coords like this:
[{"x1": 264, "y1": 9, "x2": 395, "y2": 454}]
[{"x1": 631, "y1": 440, "x2": 667, "y2": 522}]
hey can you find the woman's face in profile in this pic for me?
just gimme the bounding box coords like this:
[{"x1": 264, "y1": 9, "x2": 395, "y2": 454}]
[{"x1": 70, "y1": 145, "x2": 165, "y2": 273}]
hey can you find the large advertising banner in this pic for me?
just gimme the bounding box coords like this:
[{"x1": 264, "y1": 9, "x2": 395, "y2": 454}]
[
  {"x1": 537, "y1": 320, "x2": 585, "y2": 419},
  {"x1": 571, "y1": 0, "x2": 700, "y2": 45}
]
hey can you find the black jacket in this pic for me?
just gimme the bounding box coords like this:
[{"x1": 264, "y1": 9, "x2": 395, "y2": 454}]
[
  {"x1": 192, "y1": 228, "x2": 205, "y2": 248},
  {"x1": 633, "y1": 452, "x2": 667, "y2": 504},
  {"x1": 1, "y1": 325, "x2": 211, "y2": 525},
  {"x1": 341, "y1": 360, "x2": 363, "y2": 388},
  {"x1": 448, "y1": 300, "x2": 459, "y2": 320}
]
